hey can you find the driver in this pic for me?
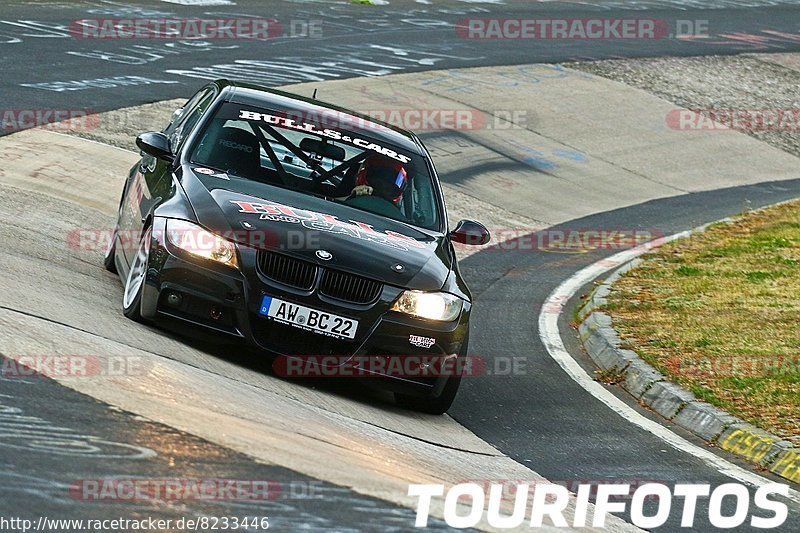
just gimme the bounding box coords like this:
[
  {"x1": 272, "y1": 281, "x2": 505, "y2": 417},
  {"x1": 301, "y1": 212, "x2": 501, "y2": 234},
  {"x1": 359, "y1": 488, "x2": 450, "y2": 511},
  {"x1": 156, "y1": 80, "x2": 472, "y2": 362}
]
[{"x1": 349, "y1": 155, "x2": 408, "y2": 206}]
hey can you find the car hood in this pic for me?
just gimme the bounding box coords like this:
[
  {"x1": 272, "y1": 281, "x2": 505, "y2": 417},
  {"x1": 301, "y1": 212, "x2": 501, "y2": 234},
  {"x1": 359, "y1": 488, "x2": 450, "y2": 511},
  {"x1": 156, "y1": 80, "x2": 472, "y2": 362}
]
[{"x1": 179, "y1": 167, "x2": 452, "y2": 291}]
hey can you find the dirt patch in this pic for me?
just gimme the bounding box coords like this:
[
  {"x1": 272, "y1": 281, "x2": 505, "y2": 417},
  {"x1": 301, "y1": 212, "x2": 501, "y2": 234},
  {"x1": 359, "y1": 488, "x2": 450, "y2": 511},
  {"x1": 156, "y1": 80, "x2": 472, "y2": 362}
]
[
  {"x1": 568, "y1": 53, "x2": 800, "y2": 157},
  {"x1": 70, "y1": 98, "x2": 185, "y2": 152}
]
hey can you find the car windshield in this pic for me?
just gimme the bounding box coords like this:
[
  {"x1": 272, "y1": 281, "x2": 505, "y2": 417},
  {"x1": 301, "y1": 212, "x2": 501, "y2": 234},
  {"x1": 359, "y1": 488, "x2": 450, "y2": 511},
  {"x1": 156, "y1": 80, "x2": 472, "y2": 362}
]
[{"x1": 189, "y1": 102, "x2": 441, "y2": 231}]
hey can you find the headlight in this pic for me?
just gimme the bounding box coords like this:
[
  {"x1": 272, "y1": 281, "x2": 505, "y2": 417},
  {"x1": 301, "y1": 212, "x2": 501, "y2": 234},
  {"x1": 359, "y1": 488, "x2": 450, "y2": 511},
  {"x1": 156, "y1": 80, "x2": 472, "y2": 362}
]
[
  {"x1": 166, "y1": 219, "x2": 239, "y2": 269},
  {"x1": 390, "y1": 290, "x2": 463, "y2": 322}
]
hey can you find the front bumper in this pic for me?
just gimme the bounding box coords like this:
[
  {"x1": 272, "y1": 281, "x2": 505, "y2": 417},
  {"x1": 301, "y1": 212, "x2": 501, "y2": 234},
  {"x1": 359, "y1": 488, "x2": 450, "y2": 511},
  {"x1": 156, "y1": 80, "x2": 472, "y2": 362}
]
[{"x1": 140, "y1": 218, "x2": 470, "y2": 398}]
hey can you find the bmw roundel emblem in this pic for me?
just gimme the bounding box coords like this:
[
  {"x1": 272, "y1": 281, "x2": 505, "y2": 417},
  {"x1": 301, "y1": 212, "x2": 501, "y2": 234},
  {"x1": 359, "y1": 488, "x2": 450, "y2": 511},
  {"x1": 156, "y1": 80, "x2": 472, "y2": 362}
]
[{"x1": 316, "y1": 250, "x2": 333, "y2": 261}]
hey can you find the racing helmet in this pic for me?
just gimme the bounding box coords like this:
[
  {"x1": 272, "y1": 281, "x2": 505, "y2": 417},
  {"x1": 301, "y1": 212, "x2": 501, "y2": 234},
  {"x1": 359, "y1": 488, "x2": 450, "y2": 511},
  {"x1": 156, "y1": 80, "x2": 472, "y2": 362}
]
[{"x1": 355, "y1": 156, "x2": 408, "y2": 204}]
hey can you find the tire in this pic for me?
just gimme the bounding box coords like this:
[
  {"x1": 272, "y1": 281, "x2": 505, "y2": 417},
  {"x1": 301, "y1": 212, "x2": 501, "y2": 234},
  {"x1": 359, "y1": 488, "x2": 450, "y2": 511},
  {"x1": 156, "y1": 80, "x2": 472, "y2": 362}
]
[
  {"x1": 103, "y1": 225, "x2": 119, "y2": 273},
  {"x1": 395, "y1": 333, "x2": 468, "y2": 415},
  {"x1": 394, "y1": 372, "x2": 462, "y2": 415},
  {"x1": 122, "y1": 226, "x2": 152, "y2": 322}
]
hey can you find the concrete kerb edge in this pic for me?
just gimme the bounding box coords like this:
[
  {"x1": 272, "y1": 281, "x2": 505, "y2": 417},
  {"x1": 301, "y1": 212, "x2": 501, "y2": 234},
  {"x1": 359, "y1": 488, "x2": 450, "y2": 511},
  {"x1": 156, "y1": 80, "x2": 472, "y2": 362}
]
[{"x1": 575, "y1": 216, "x2": 800, "y2": 484}]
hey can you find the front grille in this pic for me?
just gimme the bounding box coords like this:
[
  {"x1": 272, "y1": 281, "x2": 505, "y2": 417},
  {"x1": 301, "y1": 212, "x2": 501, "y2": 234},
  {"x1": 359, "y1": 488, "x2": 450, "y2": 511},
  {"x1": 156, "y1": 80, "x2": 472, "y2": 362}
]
[
  {"x1": 257, "y1": 250, "x2": 382, "y2": 304},
  {"x1": 257, "y1": 251, "x2": 317, "y2": 290},
  {"x1": 319, "y1": 270, "x2": 382, "y2": 304}
]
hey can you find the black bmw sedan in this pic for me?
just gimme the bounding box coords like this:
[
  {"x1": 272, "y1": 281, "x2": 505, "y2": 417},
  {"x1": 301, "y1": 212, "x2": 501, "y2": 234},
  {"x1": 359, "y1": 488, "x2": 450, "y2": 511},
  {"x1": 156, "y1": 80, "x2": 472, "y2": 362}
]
[{"x1": 105, "y1": 79, "x2": 490, "y2": 413}]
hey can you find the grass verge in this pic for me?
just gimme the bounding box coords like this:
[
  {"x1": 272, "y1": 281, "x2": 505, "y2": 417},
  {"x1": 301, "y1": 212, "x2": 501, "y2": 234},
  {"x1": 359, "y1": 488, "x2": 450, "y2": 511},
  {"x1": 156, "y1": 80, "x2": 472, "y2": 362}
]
[{"x1": 606, "y1": 201, "x2": 800, "y2": 443}]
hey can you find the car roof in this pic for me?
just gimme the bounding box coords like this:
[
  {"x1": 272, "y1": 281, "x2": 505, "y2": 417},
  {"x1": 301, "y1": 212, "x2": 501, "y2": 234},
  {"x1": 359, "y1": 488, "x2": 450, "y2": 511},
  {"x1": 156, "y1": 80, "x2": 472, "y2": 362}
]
[{"x1": 218, "y1": 79, "x2": 426, "y2": 156}]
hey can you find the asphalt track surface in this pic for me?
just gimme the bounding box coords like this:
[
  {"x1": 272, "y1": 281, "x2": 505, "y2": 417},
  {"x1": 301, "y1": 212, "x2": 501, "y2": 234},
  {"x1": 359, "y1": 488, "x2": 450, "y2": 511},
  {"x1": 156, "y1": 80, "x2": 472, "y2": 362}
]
[
  {"x1": 455, "y1": 179, "x2": 800, "y2": 531},
  {"x1": 2, "y1": 0, "x2": 800, "y2": 532},
  {"x1": 0, "y1": 356, "x2": 454, "y2": 531},
  {"x1": 2, "y1": 0, "x2": 800, "y2": 118}
]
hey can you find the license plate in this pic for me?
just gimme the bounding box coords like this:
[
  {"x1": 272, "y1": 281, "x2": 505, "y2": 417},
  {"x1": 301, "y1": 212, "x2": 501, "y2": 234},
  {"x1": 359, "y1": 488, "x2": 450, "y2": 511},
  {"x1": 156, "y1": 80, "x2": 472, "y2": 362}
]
[{"x1": 259, "y1": 295, "x2": 358, "y2": 340}]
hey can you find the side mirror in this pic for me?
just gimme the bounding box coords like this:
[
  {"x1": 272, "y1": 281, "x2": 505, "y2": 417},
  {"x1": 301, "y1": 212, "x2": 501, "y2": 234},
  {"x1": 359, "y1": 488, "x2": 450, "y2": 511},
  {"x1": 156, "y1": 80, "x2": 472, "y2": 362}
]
[
  {"x1": 449, "y1": 219, "x2": 491, "y2": 246},
  {"x1": 136, "y1": 132, "x2": 174, "y2": 162}
]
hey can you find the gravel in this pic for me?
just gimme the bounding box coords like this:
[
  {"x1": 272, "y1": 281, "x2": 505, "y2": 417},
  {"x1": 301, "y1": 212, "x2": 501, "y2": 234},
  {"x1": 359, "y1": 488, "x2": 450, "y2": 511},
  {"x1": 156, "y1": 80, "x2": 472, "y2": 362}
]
[
  {"x1": 73, "y1": 54, "x2": 800, "y2": 161},
  {"x1": 567, "y1": 53, "x2": 800, "y2": 158},
  {"x1": 69, "y1": 98, "x2": 185, "y2": 152}
]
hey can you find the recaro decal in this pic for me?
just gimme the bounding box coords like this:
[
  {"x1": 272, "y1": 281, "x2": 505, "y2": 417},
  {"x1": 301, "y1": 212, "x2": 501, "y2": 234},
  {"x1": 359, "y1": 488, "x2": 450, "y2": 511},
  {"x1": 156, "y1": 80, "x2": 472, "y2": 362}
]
[
  {"x1": 219, "y1": 139, "x2": 254, "y2": 152},
  {"x1": 237, "y1": 109, "x2": 412, "y2": 164}
]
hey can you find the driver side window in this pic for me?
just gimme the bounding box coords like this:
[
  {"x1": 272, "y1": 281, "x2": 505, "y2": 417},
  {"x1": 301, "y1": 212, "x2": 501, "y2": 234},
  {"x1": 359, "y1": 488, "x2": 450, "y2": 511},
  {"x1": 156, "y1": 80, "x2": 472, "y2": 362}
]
[{"x1": 163, "y1": 86, "x2": 217, "y2": 152}]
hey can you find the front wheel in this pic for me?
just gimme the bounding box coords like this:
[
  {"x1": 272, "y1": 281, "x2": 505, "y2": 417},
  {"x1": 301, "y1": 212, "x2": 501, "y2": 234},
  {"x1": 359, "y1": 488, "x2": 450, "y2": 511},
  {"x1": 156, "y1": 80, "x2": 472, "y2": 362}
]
[
  {"x1": 396, "y1": 333, "x2": 468, "y2": 414},
  {"x1": 122, "y1": 227, "x2": 152, "y2": 322},
  {"x1": 103, "y1": 225, "x2": 119, "y2": 273},
  {"x1": 394, "y1": 371, "x2": 463, "y2": 415}
]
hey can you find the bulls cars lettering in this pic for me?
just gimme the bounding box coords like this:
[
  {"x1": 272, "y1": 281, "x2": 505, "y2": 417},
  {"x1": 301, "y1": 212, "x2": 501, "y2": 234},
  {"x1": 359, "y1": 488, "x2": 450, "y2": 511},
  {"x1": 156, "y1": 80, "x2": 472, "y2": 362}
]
[
  {"x1": 231, "y1": 199, "x2": 424, "y2": 251},
  {"x1": 237, "y1": 109, "x2": 412, "y2": 164}
]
